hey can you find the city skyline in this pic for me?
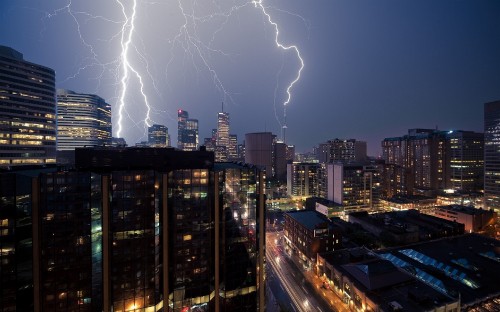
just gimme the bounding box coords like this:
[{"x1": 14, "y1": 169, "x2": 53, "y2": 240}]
[{"x1": 1, "y1": 0, "x2": 500, "y2": 155}]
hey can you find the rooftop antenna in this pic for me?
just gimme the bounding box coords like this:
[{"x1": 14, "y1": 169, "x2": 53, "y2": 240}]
[
  {"x1": 221, "y1": 101, "x2": 224, "y2": 113},
  {"x1": 282, "y1": 106, "x2": 288, "y2": 143}
]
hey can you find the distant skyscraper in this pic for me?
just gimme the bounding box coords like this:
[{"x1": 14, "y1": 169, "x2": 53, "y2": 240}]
[
  {"x1": 485, "y1": 101, "x2": 500, "y2": 211},
  {"x1": 56, "y1": 89, "x2": 112, "y2": 150},
  {"x1": 216, "y1": 110, "x2": 230, "y2": 161},
  {"x1": 0, "y1": 45, "x2": 56, "y2": 167},
  {"x1": 148, "y1": 124, "x2": 169, "y2": 147},
  {"x1": 177, "y1": 109, "x2": 188, "y2": 149},
  {"x1": 228, "y1": 134, "x2": 238, "y2": 161},
  {"x1": 177, "y1": 109, "x2": 199, "y2": 151}
]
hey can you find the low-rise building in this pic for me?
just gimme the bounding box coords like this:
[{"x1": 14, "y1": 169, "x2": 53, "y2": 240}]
[
  {"x1": 348, "y1": 210, "x2": 464, "y2": 245},
  {"x1": 317, "y1": 247, "x2": 460, "y2": 312},
  {"x1": 283, "y1": 210, "x2": 341, "y2": 268},
  {"x1": 433, "y1": 205, "x2": 497, "y2": 233},
  {"x1": 380, "y1": 195, "x2": 436, "y2": 211}
]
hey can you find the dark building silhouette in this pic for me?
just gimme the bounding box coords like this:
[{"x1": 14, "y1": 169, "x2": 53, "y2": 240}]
[{"x1": 0, "y1": 148, "x2": 265, "y2": 311}]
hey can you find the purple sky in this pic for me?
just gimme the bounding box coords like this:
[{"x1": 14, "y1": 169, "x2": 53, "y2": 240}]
[{"x1": 1, "y1": 0, "x2": 500, "y2": 156}]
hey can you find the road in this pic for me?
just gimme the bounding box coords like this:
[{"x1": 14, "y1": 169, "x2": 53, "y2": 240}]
[{"x1": 266, "y1": 227, "x2": 338, "y2": 312}]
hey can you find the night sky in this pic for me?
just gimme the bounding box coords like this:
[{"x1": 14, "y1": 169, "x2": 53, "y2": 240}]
[{"x1": 1, "y1": 0, "x2": 499, "y2": 156}]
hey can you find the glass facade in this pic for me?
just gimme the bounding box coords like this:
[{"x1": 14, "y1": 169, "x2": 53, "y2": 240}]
[
  {"x1": 177, "y1": 110, "x2": 198, "y2": 151},
  {"x1": 39, "y1": 171, "x2": 102, "y2": 311},
  {"x1": 0, "y1": 170, "x2": 38, "y2": 311},
  {"x1": 1, "y1": 148, "x2": 265, "y2": 311},
  {"x1": 167, "y1": 169, "x2": 213, "y2": 311},
  {"x1": 110, "y1": 170, "x2": 161, "y2": 311},
  {"x1": 219, "y1": 166, "x2": 259, "y2": 311}
]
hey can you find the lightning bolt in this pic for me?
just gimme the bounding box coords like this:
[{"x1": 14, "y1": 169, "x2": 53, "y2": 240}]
[
  {"x1": 116, "y1": 0, "x2": 152, "y2": 138},
  {"x1": 253, "y1": 0, "x2": 304, "y2": 107},
  {"x1": 31, "y1": 0, "x2": 305, "y2": 144},
  {"x1": 253, "y1": 0, "x2": 304, "y2": 139}
]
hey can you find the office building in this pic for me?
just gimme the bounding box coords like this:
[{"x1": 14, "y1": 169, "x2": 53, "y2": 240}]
[
  {"x1": 0, "y1": 148, "x2": 265, "y2": 311},
  {"x1": 177, "y1": 109, "x2": 199, "y2": 151},
  {"x1": 316, "y1": 139, "x2": 367, "y2": 164},
  {"x1": 0, "y1": 45, "x2": 56, "y2": 167},
  {"x1": 485, "y1": 101, "x2": 500, "y2": 211},
  {"x1": 148, "y1": 124, "x2": 169, "y2": 147},
  {"x1": 216, "y1": 111, "x2": 229, "y2": 161},
  {"x1": 56, "y1": 89, "x2": 112, "y2": 150}
]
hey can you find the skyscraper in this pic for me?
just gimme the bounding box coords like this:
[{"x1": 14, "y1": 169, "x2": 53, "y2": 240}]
[
  {"x1": 216, "y1": 111, "x2": 230, "y2": 161},
  {"x1": 485, "y1": 101, "x2": 500, "y2": 211},
  {"x1": 177, "y1": 109, "x2": 188, "y2": 149},
  {"x1": 0, "y1": 45, "x2": 56, "y2": 167},
  {"x1": 148, "y1": 124, "x2": 169, "y2": 147},
  {"x1": 177, "y1": 110, "x2": 199, "y2": 151},
  {"x1": 56, "y1": 89, "x2": 112, "y2": 150}
]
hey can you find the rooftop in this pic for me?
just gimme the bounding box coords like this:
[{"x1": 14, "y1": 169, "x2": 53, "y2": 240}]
[
  {"x1": 285, "y1": 210, "x2": 332, "y2": 231},
  {"x1": 377, "y1": 234, "x2": 500, "y2": 307},
  {"x1": 437, "y1": 205, "x2": 495, "y2": 215}
]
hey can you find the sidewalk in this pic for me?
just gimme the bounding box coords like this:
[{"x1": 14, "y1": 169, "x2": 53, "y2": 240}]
[{"x1": 285, "y1": 246, "x2": 350, "y2": 312}]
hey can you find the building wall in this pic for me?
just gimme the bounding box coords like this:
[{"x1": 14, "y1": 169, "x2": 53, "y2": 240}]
[
  {"x1": 484, "y1": 101, "x2": 500, "y2": 211},
  {"x1": 245, "y1": 132, "x2": 273, "y2": 177},
  {"x1": 0, "y1": 45, "x2": 56, "y2": 167},
  {"x1": 56, "y1": 89, "x2": 112, "y2": 151},
  {"x1": 1, "y1": 149, "x2": 266, "y2": 312}
]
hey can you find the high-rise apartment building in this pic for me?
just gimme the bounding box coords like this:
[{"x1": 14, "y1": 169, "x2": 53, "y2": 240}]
[
  {"x1": 148, "y1": 124, "x2": 169, "y2": 147},
  {"x1": 0, "y1": 45, "x2": 56, "y2": 167},
  {"x1": 56, "y1": 89, "x2": 112, "y2": 150},
  {"x1": 287, "y1": 162, "x2": 319, "y2": 198},
  {"x1": 317, "y1": 139, "x2": 367, "y2": 163},
  {"x1": 485, "y1": 101, "x2": 500, "y2": 211},
  {"x1": 329, "y1": 163, "x2": 381, "y2": 210},
  {"x1": 382, "y1": 129, "x2": 483, "y2": 195},
  {"x1": 0, "y1": 148, "x2": 265, "y2": 311},
  {"x1": 177, "y1": 110, "x2": 198, "y2": 151}
]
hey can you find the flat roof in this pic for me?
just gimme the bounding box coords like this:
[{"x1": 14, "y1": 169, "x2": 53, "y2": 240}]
[
  {"x1": 285, "y1": 210, "x2": 331, "y2": 231},
  {"x1": 320, "y1": 248, "x2": 455, "y2": 311},
  {"x1": 377, "y1": 234, "x2": 500, "y2": 307},
  {"x1": 437, "y1": 205, "x2": 494, "y2": 215}
]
